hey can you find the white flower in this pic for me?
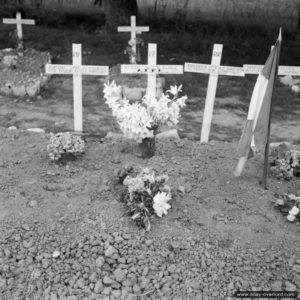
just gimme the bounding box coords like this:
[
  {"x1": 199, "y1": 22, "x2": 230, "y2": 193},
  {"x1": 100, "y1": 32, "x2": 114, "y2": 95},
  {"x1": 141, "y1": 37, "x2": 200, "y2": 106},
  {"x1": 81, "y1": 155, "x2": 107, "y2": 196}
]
[
  {"x1": 289, "y1": 194, "x2": 297, "y2": 200},
  {"x1": 167, "y1": 84, "x2": 182, "y2": 96},
  {"x1": 291, "y1": 85, "x2": 300, "y2": 93},
  {"x1": 52, "y1": 250, "x2": 60, "y2": 258},
  {"x1": 289, "y1": 206, "x2": 299, "y2": 216},
  {"x1": 287, "y1": 214, "x2": 296, "y2": 222},
  {"x1": 275, "y1": 199, "x2": 284, "y2": 206},
  {"x1": 103, "y1": 82, "x2": 187, "y2": 142},
  {"x1": 153, "y1": 192, "x2": 172, "y2": 217}
]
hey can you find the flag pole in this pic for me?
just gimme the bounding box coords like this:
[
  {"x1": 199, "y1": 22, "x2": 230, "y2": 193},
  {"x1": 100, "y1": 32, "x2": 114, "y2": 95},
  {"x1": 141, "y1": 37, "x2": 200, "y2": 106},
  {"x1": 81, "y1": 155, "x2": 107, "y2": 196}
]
[{"x1": 262, "y1": 29, "x2": 282, "y2": 189}]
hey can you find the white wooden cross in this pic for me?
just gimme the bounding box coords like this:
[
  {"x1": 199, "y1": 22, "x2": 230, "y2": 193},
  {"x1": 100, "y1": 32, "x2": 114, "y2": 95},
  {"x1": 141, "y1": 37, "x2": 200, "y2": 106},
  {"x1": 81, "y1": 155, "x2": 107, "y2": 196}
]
[
  {"x1": 184, "y1": 44, "x2": 245, "y2": 144},
  {"x1": 118, "y1": 15, "x2": 149, "y2": 64},
  {"x1": 121, "y1": 43, "x2": 183, "y2": 98},
  {"x1": 3, "y1": 12, "x2": 35, "y2": 48},
  {"x1": 45, "y1": 44, "x2": 109, "y2": 132}
]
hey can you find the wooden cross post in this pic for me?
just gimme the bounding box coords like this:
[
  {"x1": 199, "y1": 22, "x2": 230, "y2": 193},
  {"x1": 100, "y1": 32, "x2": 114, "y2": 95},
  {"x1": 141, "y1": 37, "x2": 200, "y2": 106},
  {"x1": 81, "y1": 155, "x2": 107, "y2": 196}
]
[
  {"x1": 118, "y1": 16, "x2": 149, "y2": 64},
  {"x1": 3, "y1": 12, "x2": 35, "y2": 49},
  {"x1": 184, "y1": 44, "x2": 245, "y2": 144},
  {"x1": 121, "y1": 43, "x2": 183, "y2": 98},
  {"x1": 45, "y1": 44, "x2": 109, "y2": 132}
]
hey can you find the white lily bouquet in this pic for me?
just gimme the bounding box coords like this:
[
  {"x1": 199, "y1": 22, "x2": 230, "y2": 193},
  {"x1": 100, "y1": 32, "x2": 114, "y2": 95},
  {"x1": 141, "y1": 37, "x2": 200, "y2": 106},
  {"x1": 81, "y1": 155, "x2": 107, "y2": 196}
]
[
  {"x1": 47, "y1": 132, "x2": 85, "y2": 161},
  {"x1": 121, "y1": 167, "x2": 172, "y2": 231},
  {"x1": 103, "y1": 81, "x2": 187, "y2": 157}
]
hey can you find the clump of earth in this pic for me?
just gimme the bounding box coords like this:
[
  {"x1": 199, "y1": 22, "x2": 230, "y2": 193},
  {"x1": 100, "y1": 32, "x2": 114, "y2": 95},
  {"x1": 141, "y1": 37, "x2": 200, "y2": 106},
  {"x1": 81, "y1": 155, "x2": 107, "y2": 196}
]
[{"x1": 0, "y1": 47, "x2": 51, "y2": 98}]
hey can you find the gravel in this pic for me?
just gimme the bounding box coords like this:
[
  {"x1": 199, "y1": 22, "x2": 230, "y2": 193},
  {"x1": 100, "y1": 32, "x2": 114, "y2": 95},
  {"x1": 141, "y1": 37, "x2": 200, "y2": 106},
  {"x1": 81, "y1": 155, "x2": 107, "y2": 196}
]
[{"x1": 0, "y1": 218, "x2": 299, "y2": 300}]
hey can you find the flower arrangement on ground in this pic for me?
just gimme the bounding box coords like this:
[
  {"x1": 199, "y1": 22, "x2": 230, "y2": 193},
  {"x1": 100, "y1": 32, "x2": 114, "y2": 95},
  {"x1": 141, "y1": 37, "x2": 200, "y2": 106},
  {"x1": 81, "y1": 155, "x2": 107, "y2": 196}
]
[
  {"x1": 119, "y1": 167, "x2": 172, "y2": 231},
  {"x1": 47, "y1": 132, "x2": 85, "y2": 161},
  {"x1": 274, "y1": 193, "x2": 300, "y2": 222},
  {"x1": 103, "y1": 81, "x2": 187, "y2": 157},
  {"x1": 270, "y1": 143, "x2": 300, "y2": 180}
]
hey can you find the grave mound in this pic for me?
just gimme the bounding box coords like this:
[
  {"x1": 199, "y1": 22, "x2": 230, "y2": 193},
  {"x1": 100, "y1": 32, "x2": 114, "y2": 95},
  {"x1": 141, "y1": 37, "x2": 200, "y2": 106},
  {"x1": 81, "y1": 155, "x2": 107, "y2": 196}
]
[
  {"x1": 0, "y1": 47, "x2": 51, "y2": 98},
  {"x1": 108, "y1": 64, "x2": 165, "y2": 100}
]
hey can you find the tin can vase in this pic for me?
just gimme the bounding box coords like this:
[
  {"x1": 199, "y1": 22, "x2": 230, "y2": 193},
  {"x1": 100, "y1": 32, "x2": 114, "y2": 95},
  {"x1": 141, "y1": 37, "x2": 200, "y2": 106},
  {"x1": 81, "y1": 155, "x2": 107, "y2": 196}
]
[{"x1": 138, "y1": 136, "x2": 156, "y2": 158}]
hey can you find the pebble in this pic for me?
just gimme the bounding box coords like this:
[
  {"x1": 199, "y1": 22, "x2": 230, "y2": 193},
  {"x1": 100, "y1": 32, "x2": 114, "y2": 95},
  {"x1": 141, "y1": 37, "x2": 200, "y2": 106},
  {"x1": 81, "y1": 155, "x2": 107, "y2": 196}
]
[
  {"x1": 28, "y1": 200, "x2": 38, "y2": 208},
  {"x1": 95, "y1": 256, "x2": 105, "y2": 268},
  {"x1": 114, "y1": 269, "x2": 126, "y2": 282},
  {"x1": 105, "y1": 245, "x2": 118, "y2": 258},
  {"x1": 293, "y1": 265, "x2": 300, "y2": 274},
  {"x1": 285, "y1": 281, "x2": 297, "y2": 291},
  {"x1": 94, "y1": 280, "x2": 104, "y2": 293}
]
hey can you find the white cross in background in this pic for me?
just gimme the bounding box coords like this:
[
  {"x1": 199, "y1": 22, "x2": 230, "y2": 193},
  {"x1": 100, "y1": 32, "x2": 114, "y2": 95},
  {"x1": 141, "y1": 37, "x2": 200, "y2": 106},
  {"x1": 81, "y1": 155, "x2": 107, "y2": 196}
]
[
  {"x1": 45, "y1": 44, "x2": 109, "y2": 132},
  {"x1": 118, "y1": 15, "x2": 149, "y2": 64},
  {"x1": 3, "y1": 12, "x2": 35, "y2": 48},
  {"x1": 121, "y1": 43, "x2": 183, "y2": 98},
  {"x1": 185, "y1": 44, "x2": 245, "y2": 144}
]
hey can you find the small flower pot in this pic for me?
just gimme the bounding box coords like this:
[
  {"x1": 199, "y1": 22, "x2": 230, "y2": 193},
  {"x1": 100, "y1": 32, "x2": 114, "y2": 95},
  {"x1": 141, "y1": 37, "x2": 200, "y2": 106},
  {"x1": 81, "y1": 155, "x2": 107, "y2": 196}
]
[{"x1": 138, "y1": 137, "x2": 156, "y2": 158}]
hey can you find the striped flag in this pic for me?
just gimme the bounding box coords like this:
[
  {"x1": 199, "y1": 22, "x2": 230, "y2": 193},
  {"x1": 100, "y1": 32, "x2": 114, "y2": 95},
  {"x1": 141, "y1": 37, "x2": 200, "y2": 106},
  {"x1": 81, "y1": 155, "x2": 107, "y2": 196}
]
[{"x1": 234, "y1": 30, "x2": 282, "y2": 177}]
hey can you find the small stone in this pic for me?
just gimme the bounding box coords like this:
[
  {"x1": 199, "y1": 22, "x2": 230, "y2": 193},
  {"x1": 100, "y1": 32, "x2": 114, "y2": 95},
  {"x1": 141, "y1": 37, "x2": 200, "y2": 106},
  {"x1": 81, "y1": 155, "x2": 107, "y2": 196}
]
[
  {"x1": 11, "y1": 86, "x2": 26, "y2": 97},
  {"x1": 102, "y1": 286, "x2": 112, "y2": 296},
  {"x1": 111, "y1": 289, "x2": 121, "y2": 298},
  {"x1": 114, "y1": 269, "x2": 125, "y2": 282},
  {"x1": 22, "y1": 224, "x2": 30, "y2": 231},
  {"x1": 190, "y1": 280, "x2": 201, "y2": 290},
  {"x1": 285, "y1": 281, "x2": 297, "y2": 291},
  {"x1": 27, "y1": 128, "x2": 45, "y2": 133},
  {"x1": 103, "y1": 276, "x2": 115, "y2": 285},
  {"x1": 271, "y1": 281, "x2": 282, "y2": 290},
  {"x1": 28, "y1": 200, "x2": 38, "y2": 207},
  {"x1": 26, "y1": 82, "x2": 40, "y2": 97},
  {"x1": 52, "y1": 250, "x2": 60, "y2": 258},
  {"x1": 4, "y1": 248, "x2": 11, "y2": 258},
  {"x1": 95, "y1": 256, "x2": 105, "y2": 268},
  {"x1": 50, "y1": 293, "x2": 58, "y2": 300},
  {"x1": 23, "y1": 238, "x2": 34, "y2": 248},
  {"x1": 178, "y1": 186, "x2": 185, "y2": 194},
  {"x1": 132, "y1": 284, "x2": 141, "y2": 294},
  {"x1": 293, "y1": 274, "x2": 300, "y2": 287},
  {"x1": 111, "y1": 156, "x2": 121, "y2": 164},
  {"x1": 292, "y1": 265, "x2": 300, "y2": 274},
  {"x1": 2, "y1": 55, "x2": 18, "y2": 67},
  {"x1": 168, "y1": 264, "x2": 176, "y2": 274},
  {"x1": 105, "y1": 245, "x2": 118, "y2": 258},
  {"x1": 94, "y1": 280, "x2": 104, "y2": 293}
]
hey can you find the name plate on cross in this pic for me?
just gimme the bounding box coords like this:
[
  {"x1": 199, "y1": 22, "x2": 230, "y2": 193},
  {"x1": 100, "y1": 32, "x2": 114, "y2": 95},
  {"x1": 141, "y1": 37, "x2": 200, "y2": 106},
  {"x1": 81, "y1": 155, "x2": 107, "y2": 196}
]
[
  {"x1": 278, "y1": 66, "x2": 300, "y2": 76},
  {"x1": 46, "y1": 64, "x2": 109, "y2": 76}
]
